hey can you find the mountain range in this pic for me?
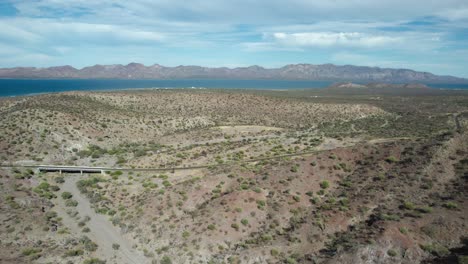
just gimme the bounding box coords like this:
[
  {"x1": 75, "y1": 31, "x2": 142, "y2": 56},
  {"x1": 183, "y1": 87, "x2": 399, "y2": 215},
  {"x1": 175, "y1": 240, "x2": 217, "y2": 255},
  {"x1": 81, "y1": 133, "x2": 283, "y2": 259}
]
[{"x1": 0, "y1": 63, "x2": 466, "y2": 83}]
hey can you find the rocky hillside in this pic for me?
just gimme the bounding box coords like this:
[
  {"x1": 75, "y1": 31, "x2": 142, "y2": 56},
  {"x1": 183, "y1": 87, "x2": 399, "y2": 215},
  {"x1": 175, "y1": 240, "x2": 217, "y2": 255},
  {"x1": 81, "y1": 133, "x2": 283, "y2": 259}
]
[{"x1": 0, "y1": 63, "x2": 466, "y2": 83}]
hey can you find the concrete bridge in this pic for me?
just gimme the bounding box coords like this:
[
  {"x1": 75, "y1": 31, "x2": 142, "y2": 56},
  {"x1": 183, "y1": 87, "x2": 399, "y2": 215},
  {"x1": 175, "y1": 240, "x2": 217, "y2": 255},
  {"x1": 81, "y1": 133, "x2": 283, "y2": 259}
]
[{"x1": 37, "y1": 165, "x2": 107, "y2": 174}]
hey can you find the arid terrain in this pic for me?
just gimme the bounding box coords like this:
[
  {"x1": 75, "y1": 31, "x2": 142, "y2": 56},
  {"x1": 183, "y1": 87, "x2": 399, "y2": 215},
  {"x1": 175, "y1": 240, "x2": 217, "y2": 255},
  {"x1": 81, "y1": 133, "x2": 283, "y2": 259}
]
[{"x1": 1, "y1": 88, "x2": 467, "y2": 264}]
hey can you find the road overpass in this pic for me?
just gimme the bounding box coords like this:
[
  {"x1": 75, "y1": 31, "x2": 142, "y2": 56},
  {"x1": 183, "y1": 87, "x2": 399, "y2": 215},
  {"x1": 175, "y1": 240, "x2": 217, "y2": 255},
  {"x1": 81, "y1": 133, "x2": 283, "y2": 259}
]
[{"x1": 37, "y1": 165, "x2": 107, "y2": 174}]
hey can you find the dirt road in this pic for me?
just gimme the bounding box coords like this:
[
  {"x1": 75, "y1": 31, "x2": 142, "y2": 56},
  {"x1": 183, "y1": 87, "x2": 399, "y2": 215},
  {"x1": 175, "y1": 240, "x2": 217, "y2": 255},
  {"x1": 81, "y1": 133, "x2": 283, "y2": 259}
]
[{"x1": 60, "y1": 175, "x2": 147, "y2": 264}]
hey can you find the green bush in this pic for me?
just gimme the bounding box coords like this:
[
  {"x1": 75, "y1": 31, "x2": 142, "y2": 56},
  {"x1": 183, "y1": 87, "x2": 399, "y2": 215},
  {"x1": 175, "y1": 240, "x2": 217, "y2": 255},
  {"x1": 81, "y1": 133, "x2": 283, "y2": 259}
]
[
  {"x1": 65, "y1": 199, "x2": 78, "y2": 207},
  {"x1": 55, "y1": 177, "x2": 65, "y2": 183},
  {"x1": 402, "y1": 201, "x2": 415, "y2": 210},
  {"x1": 45, "y1": 211, "x2": 57, "y2": 221},
  {"x1": 458, "y1": 256, "x2": 468, "y2": 264},
  {"x1": 387, "y1": 249, "x2": 397, "y2": 257},
  {"x1": 61, "y1": 192, "x2": 73, "y2": 200},
  {"x1": 443, "y1": 202, "x2": 458, "y2": 209},
  {"x1": 64, "y1": 249, "x2": 84, "y2": 257},
  {"x1": 22, "y1": 248, "x2": 41, "y2": 256},
  {"x1": 320, "y1": 181, "x2": 329, "y2": 189},
  {"x1": 420, "y1": 244, "x2": 450, "y2": 257},
  {"x1": 83, "y1": 258, "x2": 106, "y2": 264},
  {"x1": 161, "y1": 256, "x2": 172, "y2": 264}
]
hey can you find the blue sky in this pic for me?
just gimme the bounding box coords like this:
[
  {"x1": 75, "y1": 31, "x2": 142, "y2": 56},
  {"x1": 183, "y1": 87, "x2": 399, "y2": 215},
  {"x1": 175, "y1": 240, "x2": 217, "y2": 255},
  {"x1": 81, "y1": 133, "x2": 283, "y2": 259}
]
[{"x1": 0, "y1": 0, "x2": 467, "y2": 77}]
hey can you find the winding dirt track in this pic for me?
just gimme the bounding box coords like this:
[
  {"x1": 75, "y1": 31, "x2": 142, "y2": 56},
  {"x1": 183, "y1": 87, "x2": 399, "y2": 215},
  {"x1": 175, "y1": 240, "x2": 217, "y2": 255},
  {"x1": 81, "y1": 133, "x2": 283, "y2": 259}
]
[{"x1": 61, "y1": 175, "x2": 147, "y2": 264}]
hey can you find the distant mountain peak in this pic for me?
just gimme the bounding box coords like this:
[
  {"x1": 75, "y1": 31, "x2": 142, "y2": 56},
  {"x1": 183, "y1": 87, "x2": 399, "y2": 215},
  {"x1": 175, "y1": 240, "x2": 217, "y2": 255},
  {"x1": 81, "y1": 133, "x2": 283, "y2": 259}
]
[{"x1": 0, "y1": 63, "x2": 466, "y2": 83}]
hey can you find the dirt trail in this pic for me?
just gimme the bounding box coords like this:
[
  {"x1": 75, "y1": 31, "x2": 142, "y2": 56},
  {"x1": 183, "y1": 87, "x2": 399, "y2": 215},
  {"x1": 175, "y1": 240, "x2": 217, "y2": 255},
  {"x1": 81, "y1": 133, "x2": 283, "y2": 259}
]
[{"x1": 60, "y1": 175, "x2": 147, "y2": 264}]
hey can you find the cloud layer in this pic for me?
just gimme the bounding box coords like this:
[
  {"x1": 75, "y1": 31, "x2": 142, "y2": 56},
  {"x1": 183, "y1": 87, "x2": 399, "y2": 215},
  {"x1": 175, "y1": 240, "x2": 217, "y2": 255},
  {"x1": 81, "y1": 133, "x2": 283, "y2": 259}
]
[{"x1": 1, "y1": 0, "x2": 467, "y2": 77}]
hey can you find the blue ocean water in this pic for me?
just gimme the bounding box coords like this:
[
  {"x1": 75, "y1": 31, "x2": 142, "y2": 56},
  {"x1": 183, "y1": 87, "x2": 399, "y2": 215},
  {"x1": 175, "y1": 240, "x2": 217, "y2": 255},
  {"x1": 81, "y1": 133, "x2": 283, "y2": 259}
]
[
  {"x1": 0, "y1": 79, "x2": 467, "y2": 97},
  {"x1": 0, "y1": 79, "x2": 333, "y2": 97}
]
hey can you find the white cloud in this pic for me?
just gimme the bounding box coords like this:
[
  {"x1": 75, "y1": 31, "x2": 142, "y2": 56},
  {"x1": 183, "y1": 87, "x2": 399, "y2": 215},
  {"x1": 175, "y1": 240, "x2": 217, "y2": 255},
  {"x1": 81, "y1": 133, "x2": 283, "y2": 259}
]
[
  {"x1": 0, "y1": 18, "x2": 165, "y2": 46},
  {"x1": 438, "y1": 8, "x2": 468, "y2": 21},
  {"x1": 9, "y1": 0, "x2": 468, "y2": 24},
  {"x1": 270, "y1": 32, "x2": 402, "y2": 48}
]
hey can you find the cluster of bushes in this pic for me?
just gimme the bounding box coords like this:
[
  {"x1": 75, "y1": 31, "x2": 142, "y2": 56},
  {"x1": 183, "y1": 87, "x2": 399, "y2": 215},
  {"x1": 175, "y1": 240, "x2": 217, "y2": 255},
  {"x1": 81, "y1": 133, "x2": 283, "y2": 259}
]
[
  {"x1": 79, "y1": 236, "x2": 98, "y2": 252},
  {"x1": 77, "y1": 145, "x2": 107, "y2": 159},
  {"x1": 22, "y1": 248, "x2": 42, "y2": 260},
  {"x1": 33, "y1": 181, "x2": 59, "y2": 199},
  {"x1": 399, "y1": 201, "x2": 433, "y2": 217},
  {"x1": 77, "y1": 176, "x2": 106, "y2": 194}
]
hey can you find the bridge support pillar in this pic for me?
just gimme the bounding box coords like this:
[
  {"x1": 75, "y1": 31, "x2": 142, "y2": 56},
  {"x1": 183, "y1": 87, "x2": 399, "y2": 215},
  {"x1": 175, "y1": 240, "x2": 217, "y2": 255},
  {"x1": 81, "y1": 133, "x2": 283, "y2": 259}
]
[
  {"x1": 59, "y1": 170, "x2": 62, "y2": 175},
  {"x1": 80, "y1": 170, "x2": 83, "y2": 175}
]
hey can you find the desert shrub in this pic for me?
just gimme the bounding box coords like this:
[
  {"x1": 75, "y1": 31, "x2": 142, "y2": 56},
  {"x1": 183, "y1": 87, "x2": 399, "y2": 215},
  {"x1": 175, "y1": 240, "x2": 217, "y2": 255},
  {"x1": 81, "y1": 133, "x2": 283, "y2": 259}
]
[
  {"x1": 256, "y1": 200, "x2": 266, "y2": 209},
  {"x1": 385, "y1": 156, "x2": 399, "y2": 163},
  {"x1": 207, "y1": 224, "x2": 216, "y2": 230},
  {"x1": 162, "y1": 180, "x2": 171, "y2": 187},
  {"x1": 80, "y1": 236, "x2": 98, "y2": 252},
  {"x1": 111, "y1": 170, "x2": 123, "y2": 176},
  {"x1": 443, "y1": 202, "x2": 458, "y2": 209},
  {"x1": 112, "y1": 243, "x2": 120, "y2": 250},
  {"x1": 231, "y1": 223, "x2": 239, "y2": 230},
  {"x1": 45, "y1": 211, "x2": 57, "y2": 221},
  {"x1": 77, "y1": 176, "x2": 105, "y2": 194},
  {"x1": 387, "y1": 249, "x2": 397, "y2": 257},
  {"x1": 22, "y1": 248, "x2": 41, "y2": 256},
  {"x1": 381, "y1": 214, "x2": 400, "y2": 221},
  {"x1": 33, "y1": 181, "x2": 57, "y2": 199},
  {"x1": 61, "y1": 192, "x2": 73, "y2": 200},
  {"x1": 83, "y1": 258, "x2": 106, "y2": 264},
  {"x1": 458, "y1": 256, "x2": 468, "y2": 264},
  {"x1": 401, "y1": 201, "x2": 415, "y2": 210},
  {"x1": 161, "y1": 256, "x2": 172, "y2": 264},
  {"x1": 55, "y1": 176, "x2": 65, "y2": 183},
  {"x1": 65, "y1": 199, "x2": 78, "y2": 207},
  {"x1": 320, "y1": 181, "x2": 330, "y2": 189},
  {"x1": 415, "y1": 206, "x2": 432, "y2": 213},
  {"x1": 290, "y1": 164, "x2": 299, "y2": 172},
  {"x1": 241, "y1": 219, "x2": 249, "y2": 226},
  {"x1": 134, "y1": 149, "x2": 147, "y2": 157},
  {"x1": 420, "y1": 244, "x2": 450, "y2": 257},
  {"x1": 64, "y1": 249, "x2": 84, "y2": 257}
]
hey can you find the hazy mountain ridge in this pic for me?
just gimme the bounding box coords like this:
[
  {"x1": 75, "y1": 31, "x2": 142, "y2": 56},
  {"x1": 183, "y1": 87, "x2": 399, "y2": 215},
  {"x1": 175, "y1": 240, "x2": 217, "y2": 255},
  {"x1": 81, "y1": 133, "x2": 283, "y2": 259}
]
[{"x1": 0, "y1": 63, "x2": 466, "y2": 83}]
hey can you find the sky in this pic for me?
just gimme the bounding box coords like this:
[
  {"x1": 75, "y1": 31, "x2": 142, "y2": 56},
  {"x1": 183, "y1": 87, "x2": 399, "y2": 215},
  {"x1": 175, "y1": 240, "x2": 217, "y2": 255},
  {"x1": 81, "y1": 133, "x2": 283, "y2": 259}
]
[{"x1": 0, "y1": 0, "x2": 467, "y2": 77}]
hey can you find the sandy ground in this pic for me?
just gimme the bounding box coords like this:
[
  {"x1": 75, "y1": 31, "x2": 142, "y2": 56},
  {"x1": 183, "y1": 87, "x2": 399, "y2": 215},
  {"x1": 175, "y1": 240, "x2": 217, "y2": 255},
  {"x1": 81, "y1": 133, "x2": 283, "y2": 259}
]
[{"x1": 57, "y1": 175, "x2": 147, "y2": 264}]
